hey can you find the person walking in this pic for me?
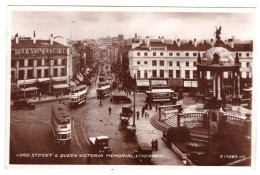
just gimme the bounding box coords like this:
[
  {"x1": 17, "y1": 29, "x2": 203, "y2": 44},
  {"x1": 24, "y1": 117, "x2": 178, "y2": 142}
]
[
  {"x1": 99, "y1": 100, "x2": 103, "y2": 107},
  {"x1": 38, "y1": 92, "x2": 41, "y2": 101},
  {"x1": 156, "y1": 106, "x2": 158, "y2": 112},
  {"x1": 151, "y1": 139, "x2": 155, "y2": 150},
  {"x1": 108, "y1": 106, "x2": 111, "y2": 115},
  {"x1": 137, "y1": 111, "x2": 139, "y2": 120},
  {"x1": 141, "y1": 107, "x2": 144, "y2": 117},
  {"x1": 154, "y1": 139, "x2": 158, "y2": 151}
]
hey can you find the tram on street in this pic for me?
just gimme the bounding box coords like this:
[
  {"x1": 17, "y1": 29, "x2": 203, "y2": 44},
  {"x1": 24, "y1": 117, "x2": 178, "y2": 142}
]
[
  {"x1": 97, "y1": 82, "x2": 111, "y2": 99},
  {"x1": 146, "y1": 89, "x2": 174, "y2": 103},
  {"x1": 69, "y1": 85, "x2": 87, "y2": 108},
  {"x1": 51, "y1": 103, "x2": 71, "y2": 145}
]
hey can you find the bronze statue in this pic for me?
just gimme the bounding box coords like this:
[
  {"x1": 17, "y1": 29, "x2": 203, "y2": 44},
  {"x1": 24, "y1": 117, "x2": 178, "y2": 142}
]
[
  {"x1": 212, "y1": 53, "x2": 220, "y2": 64},
  {"x1": 214, "y1": 26, "x2": 223, "y2": 46}
]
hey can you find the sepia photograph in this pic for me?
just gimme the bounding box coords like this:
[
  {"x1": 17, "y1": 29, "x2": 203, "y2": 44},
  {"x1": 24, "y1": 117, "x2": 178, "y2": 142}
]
[{"x1": 5, "y1": 5, "x2": 256, "y2": 168}]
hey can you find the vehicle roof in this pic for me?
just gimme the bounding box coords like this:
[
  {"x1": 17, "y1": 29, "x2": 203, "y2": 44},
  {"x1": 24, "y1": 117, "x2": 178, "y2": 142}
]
[
  {"x1": 139, "y1": 142, "x2": 152, "y2": 150},
  {"x1": 51, "y1": 104, "x2": 70, "y2": 119},
  {"x1": 96, "y1": 136, "x2": 110, "y2": 140},
  {"x1": 70, "y1": 85, "x2": 87, "y2": 91}
]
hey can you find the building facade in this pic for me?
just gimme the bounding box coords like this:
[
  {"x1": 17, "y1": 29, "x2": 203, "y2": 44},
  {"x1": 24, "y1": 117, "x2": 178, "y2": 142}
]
[
  {"x1": 128, "y1": 37, "x2": 253, "y2": 91},
  {"x1": 11, "y1": 33, "x2": 71, "y2": 96}
]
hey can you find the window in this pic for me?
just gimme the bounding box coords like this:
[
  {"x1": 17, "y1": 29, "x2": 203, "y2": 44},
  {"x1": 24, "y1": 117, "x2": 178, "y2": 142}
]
[
  {"x1": 54, "y1": 68, "x2": 58, "y2": 77},
  {"x1": 176, "y1": 53, "x2": 180, "y2": 56},
  {"x1": 185, "y1": 70, "x2": 190, "y2": 79},
  {"x1": 152, "y1": 60, "x2": 157, "y2": 66},
  {"x1": 44, "y1": 69, "x2": 49, "y2": 77},
  {"x1": 152, "y1": 70, "x2": 157, "y2": 78},
  {"x1": 18, "y1": 70, "x2": 24, "y2": 80},
  {"x1": 11, "y1": 60, "x2": 15, "y2": 67},
  {"x1": 137, "y1": 70, "x2": 140, "y2": 79},
  {"x1": 193, "y1": 53, "x2": 197, "y2": 57},
  {"x1": 37, "y1": 59, "x2": 42, "y2": 66},
  {"x1": 153, "y1": 52, "x2": 156, "y2": 56},
  {"x1": 169, "y1": 61, "x2": 173, "y2": 66},
  {"x1": 19, "y1": 60, "x2": 24, "y2": 67},
  {"x1": 239, "y1": 53, "x2": 242, "y2": 57},
  {"x1": 27, "y1": 69, "x2": 33, "y2": 79},
  {"x1": 144, "y1": 70, "x2": 148, "y2": 78},
  {"x1": 176, "y1": 61, "x2": 180, "y2": 67},
  {"x1": 28, "y1": 59, "x2": 34, "y2": 66},
  {"x1": 44, "y1": 59, "x2": 49, "y2": 66},
  {"x1": 169, "y1": 70, "x2": 173, "y2": 78},
  {"x1": 37, "y1": 69, "x2": 42, "y2": 78},
  {"x1": 137, "y1": 52, "x2": 140, "y2": 56},
  {"x1": 160, "y1": 70, "x2": 164, "y2": 78},
  {"x1": 54, "y1": 60, "x2": 58, "y2": 66},
  {"x1": 185, "y1": 53, "x2": 189, "y2": 56},
  {"x1": 144, "y1": 52, "x2": 148, "y2": 56},
  {"x1": 246, "y1": 53, "x2": 250, "y2": 57},
  {"x1": 193, "y1": 71, "x2": 197, "y2": 79},
  {"x1": 61, "y1": 68, "x2": 66, "y2": 76},
  {"x1": 137, "y1": 61, "x2": 140, "y2": 65},
  {"x1": 193, "y1": 62, "x2": 196, "y2": 66},
  {"x1": 169, "y1": 53, "x2": 173, "y2": 56},
  {"x1": 62, "y1": 59, "x2": 66, "y2": 65},
  {"x1": 246, "y1": 62, "x2": 250, "y2": 67},
  {"x1": 160, "y1": 61, "x2": 164, "y2": 66},
  {"x1": 186, "y1": 62, "x2": 189, "y2": 67},
  {"x1": 144, "y1": 61, "x2": 148, "y2": 64},
  {"x1": 247, "y1": 72, "x2": 250, "y2": 78},
  {"x1": 176, "y1": 70, "x2": 180, "y2": 78},
  {"x1": 228, "y1": 72, "x2": 232, "y2": 79},
  {"x1": 160, "y1": 52, "x2": 164, "y2": 56}
]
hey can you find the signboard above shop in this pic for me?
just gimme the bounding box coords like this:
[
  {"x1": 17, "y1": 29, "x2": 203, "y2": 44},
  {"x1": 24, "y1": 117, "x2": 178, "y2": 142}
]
[{"x1": 151, "y1": 80, "x2": 167, "y2": 85}]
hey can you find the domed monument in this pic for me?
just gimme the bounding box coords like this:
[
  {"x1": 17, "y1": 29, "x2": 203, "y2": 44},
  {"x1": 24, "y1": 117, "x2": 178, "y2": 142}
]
[{"x1": 196, "y1": 26, "x2": 241, "y2": 108}]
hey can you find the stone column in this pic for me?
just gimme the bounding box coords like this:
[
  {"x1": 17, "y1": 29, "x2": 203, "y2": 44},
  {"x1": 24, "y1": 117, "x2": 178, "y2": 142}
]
[
  {"x1": 213, "y1": 72, "x2": 216, "y2": 97},
  {"x1": 237, "y1": 72, "x2": 241, "y2": 97},
  {"x1": 217, "y1": 73, "x2": 222, "y2": 100},
  {"x1": 233, "y1": 71, "x2": 236, "y2": 98}
]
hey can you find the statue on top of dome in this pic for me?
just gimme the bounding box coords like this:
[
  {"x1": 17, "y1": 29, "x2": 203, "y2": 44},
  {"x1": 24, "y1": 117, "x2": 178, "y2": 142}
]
[{"x1": 214, "y1": 26, "x2": 224, "y2": 46}]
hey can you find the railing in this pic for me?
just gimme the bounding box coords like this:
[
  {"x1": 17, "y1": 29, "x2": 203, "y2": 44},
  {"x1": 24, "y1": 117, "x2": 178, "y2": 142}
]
[{"x1": 182, "y1": 112, "x2": 206, "y2": 128}]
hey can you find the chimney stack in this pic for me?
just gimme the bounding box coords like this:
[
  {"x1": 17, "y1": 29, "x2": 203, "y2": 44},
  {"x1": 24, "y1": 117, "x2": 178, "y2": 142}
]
[
  {"x1": 146, "y1": 36, "x2": 150, "y2": 46},
  {"x1": 211, "y1": 39, "x2": 214, "y2": 47},
  {"x1": 15, "y1": 33, "x2": 19, "y2": 44},
  {"x1": 228, "y1": 39, "x2": 234, "y2": 48},
  {"x1": 177, "y1": 39, "x2": 180, "y2": 47},
  {"x1": 50, "y1": 34, "x2": 53, "y2": 45},
  {"x1": 161, "y1": 36, "x2": 165, "y2": 43},
  {"x1": 33, "y1": 31, "x2": 36, "y2": 44},
  {"x1": 194, "y1": 38, "x2": 197, "y2": 47}
]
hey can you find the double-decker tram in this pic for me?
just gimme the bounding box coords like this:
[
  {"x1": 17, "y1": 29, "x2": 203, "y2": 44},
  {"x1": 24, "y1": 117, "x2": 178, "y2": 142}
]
[
  {"x1": 146, "y1": 89, "x2": 174, "y2": 102},
  {"x1": 97, "y1": 81, "x2": 111, "y2": 99},
  {"x1": 69, "y1": 85, "x2": 87, "y2": 108},
  {"x1": 51, "y1": 104, "x2": 71, "y2": 145}
]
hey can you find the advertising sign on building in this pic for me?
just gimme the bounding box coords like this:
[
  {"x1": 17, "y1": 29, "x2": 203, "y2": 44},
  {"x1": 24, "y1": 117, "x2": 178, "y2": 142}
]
[
  {"x1": 183, "y1": 81, "x2": 192, "y2": 87},
  {"x1": 151, "y1": 80, "x2": 167, "y2": 85},
  {"x1": 136, "y1": 79, "x2": 149, "y2": 86}
]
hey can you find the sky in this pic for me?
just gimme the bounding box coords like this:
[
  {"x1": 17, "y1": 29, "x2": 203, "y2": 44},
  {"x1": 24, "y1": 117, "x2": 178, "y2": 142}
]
[{"x1": 10, "y1": 8, "x2": 255, "y2": 41}]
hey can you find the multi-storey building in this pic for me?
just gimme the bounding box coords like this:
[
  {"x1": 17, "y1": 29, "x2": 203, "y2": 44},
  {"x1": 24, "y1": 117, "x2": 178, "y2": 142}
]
[
  {"x1": 11, "y1": 32, "x2": 71, "y2": 96},
  {"x1": 128, "y1": 37, "x2": 253, "y2": 91}
]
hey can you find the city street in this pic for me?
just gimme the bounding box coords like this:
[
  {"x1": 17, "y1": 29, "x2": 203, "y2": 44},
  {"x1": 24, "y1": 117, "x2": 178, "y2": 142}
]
[{"x1": 10, "y1": 81, "x2": 184, "y2": 165}]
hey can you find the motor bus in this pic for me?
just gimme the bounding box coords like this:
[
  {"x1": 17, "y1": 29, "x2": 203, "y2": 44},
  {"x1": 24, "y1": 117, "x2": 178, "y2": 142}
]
[
  {"x1": 97, "y1": 84, "x2": 111, "y2": 99},
  {"x1": 146, "y1": 89, "x2": 174, "y2": 103},
  {"x1": 69, "y1": 85, "x2": 88, "y2": 108},
  {"x1": 51, "y1": 104, "x2": 71, "y2": 145}
]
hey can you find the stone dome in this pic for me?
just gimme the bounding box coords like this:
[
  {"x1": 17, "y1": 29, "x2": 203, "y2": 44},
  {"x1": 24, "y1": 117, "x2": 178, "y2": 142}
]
[{"x1": 203, "y1": 47, "x2": 235, "y2": 65}]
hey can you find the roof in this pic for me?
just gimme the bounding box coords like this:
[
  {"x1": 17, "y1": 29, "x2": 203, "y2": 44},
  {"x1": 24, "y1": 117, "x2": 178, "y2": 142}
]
[
  {"x1": 11, "y1": 39, "x2": 68, "y2": 48},
  {"x1": 51, "y1": 104, "x2": 70, "y2": 119},
  {"x1": 96, "y1": 136, "x2": 109, "y2": 140},
  {"x1": 132, "y1": 42, "x2": 253, "y2": 52},
  {"x1": 147, "y1": 89, "x2": 174, "y2": 93}
]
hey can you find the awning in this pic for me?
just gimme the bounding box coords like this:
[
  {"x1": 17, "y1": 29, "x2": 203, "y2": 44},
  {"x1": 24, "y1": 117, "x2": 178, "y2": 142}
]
[
  {"x1": 20, "y1": 87, "x2": 39, "y2": 92},
  {"x1": 136, "y1": 80, "x2": 149, "y2": 86},
  {"x1": 77, "y1": 74, "x2": 84, "y2": 82},
  {"x1": 52, "y1": 84, "x2": 69, "y2": 89}
]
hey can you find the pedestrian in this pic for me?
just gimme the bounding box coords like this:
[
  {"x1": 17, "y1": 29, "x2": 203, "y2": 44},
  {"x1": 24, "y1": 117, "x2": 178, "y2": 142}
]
[
  {"x1": 156, "y1": 106, "x2": 158, "y2": 112},
  {"x1": 38, "y1": 92, "x2": 41, "y2": 101},
  {"x1": 151, "y1": 139, "x2": 155, "y2": 150},
  {"x1": 154, "y1": 139, "x2": 158, "y2": 150},
  {"x1": 99, "y1": 100, "x2": 103, "y2": 107},
  {"x1": 142, "y1": 107, "x2": 144, "y2": 117},
  {"x1": 137, "y1": 111, "x2": 139, "y2": 120},
  {"x1": 147, "y1": 113, "x2": 149, "y2": 118},
  {"x1": 109, "y1": 106, "x2": 111, "y2": 115}
]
